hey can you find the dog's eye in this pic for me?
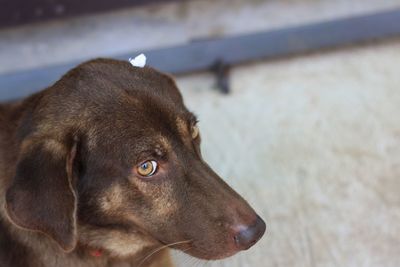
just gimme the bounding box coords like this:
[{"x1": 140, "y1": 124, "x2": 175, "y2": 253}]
[
  {"x1": 137, "y1": 160, "x2": 158, "y2": 177},
  {"x1": 191, "y1": 125, "x2": 199, "y2": 139}
]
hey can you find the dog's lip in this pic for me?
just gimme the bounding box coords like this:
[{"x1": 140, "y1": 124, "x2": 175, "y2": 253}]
[{"x1": 182, "y1": 245, "x2": 239, "y2": 260}]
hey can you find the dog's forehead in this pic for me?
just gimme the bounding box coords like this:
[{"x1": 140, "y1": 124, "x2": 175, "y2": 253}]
[
  {"x1": 35, "y1": 59, "x2": 195, "y2": 152},
  {"x1": 72, "y1": 61, "x2": 193, "y2": 142},
  {"x1": 70, "y1": 58, "x2": 182, "y2": 101}
]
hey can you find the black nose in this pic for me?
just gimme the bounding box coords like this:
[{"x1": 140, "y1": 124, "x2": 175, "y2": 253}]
[{"x1": 233, "y1": 216, "x2": 266, "y2": 250}]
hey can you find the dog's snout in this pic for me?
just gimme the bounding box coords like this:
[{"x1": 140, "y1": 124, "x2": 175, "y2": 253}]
[{"x1": 233, "y1": 215, "x2": 266, "y2": 250}]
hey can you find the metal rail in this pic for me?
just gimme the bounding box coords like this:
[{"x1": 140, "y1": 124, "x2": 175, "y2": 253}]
[{"x1": 1, "y1": 9, "x2": 400, "y2": 100}]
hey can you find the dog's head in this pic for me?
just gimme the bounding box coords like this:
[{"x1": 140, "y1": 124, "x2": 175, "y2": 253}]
[{"x1": 5, "y1": 59, "x2": 265, "y2": 260}]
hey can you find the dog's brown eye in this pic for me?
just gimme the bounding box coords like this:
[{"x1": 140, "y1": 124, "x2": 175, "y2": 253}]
[
  {"x1": 191, "y1": 125, "x2": 199, "y2": 139},
  {"x1": 137, "y1": 160, "x2": 158, "y2": 177}
]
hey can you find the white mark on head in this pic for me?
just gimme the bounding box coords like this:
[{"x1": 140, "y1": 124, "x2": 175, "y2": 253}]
[{"x1": 129, "y1": 53, "x2": 147, "y2": 68}]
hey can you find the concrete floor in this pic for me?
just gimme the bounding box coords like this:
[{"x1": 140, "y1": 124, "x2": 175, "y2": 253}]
[
  {"x1": 173, "y1": 40, "x2": 400, "y2": 267},
  {"x1": 1, "y1": 0, "x2": 400, "y2": 266}
]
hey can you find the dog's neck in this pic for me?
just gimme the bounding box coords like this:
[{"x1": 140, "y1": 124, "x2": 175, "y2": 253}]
[
  {"x1": 0, "y1": 101, "x2": 24, "y2": 212},
  {"x1": 0, "y1": 101, "x2": 22, "y2": 182}
]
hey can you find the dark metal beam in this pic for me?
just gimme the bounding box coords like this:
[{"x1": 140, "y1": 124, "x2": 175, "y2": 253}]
[
  {"x1": 0, "y1": 0, "x2": 181, "y2": 29},
  {"x1": 1, "y1": 9, "x2": 400, "y2": 101}
]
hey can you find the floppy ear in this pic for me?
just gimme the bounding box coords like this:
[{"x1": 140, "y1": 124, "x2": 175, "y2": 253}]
[{"x1": 5, "y1": 137, "x2": 78, "y2": 252}]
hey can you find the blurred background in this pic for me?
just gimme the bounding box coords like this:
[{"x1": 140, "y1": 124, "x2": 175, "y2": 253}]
[{"x1": 1, "y1": 0, "x2": 400, "y2": 266}]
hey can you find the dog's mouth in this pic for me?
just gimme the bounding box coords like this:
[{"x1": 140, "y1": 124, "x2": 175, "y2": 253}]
[{"x1": 156, "y1": 215, "x2": 266, "y2": 261}]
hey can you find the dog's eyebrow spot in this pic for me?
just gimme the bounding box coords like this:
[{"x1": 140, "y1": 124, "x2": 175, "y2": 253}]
[
  {"x1": 176, "y1": 117, "x2": 189, "y2": 137},
  {"x1": 159, "y1": 136, "x2": 172, "y2": 152}
]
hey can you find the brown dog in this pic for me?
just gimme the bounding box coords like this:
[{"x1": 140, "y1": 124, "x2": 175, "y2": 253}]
[{"x1": 0, "y1": 59, "x2": 266, "y2": 267}]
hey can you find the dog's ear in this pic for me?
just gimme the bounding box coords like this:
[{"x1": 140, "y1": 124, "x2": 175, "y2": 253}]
[{"x1": 5, "y1": 137, "x2": 78, "y2": 252}]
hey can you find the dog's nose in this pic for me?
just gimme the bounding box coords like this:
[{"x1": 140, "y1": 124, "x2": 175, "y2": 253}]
[{"x1": 233, "y1": 215, "x2": 266, "y2": 250}]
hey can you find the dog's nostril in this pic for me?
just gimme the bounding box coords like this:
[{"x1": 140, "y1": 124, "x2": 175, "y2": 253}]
[{"x1": 233, "y1": 215, "x2": 266, "y2": 250}]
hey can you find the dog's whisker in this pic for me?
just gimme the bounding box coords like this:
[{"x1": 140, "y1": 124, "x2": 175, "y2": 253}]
[{"x1": 138, "y1": 240, "x2": 192, "y2": 267}]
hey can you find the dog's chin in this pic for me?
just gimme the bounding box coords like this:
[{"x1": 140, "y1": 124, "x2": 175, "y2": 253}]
[
  {"x1": 179, "y1": 244, "x2": 240, "y2": 261},
  {"x1": 188, "y1": 250, "x2": 239, "y2": 261}
]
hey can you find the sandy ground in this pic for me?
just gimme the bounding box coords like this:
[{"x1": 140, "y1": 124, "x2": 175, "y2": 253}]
[{"x1": 173, "y1": 40, "x2": 400, "y2": 266}]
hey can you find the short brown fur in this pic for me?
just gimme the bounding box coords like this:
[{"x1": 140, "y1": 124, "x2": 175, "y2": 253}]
[{"x1": 0, "y1": 59, "x2": 265, "y2": 266}]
